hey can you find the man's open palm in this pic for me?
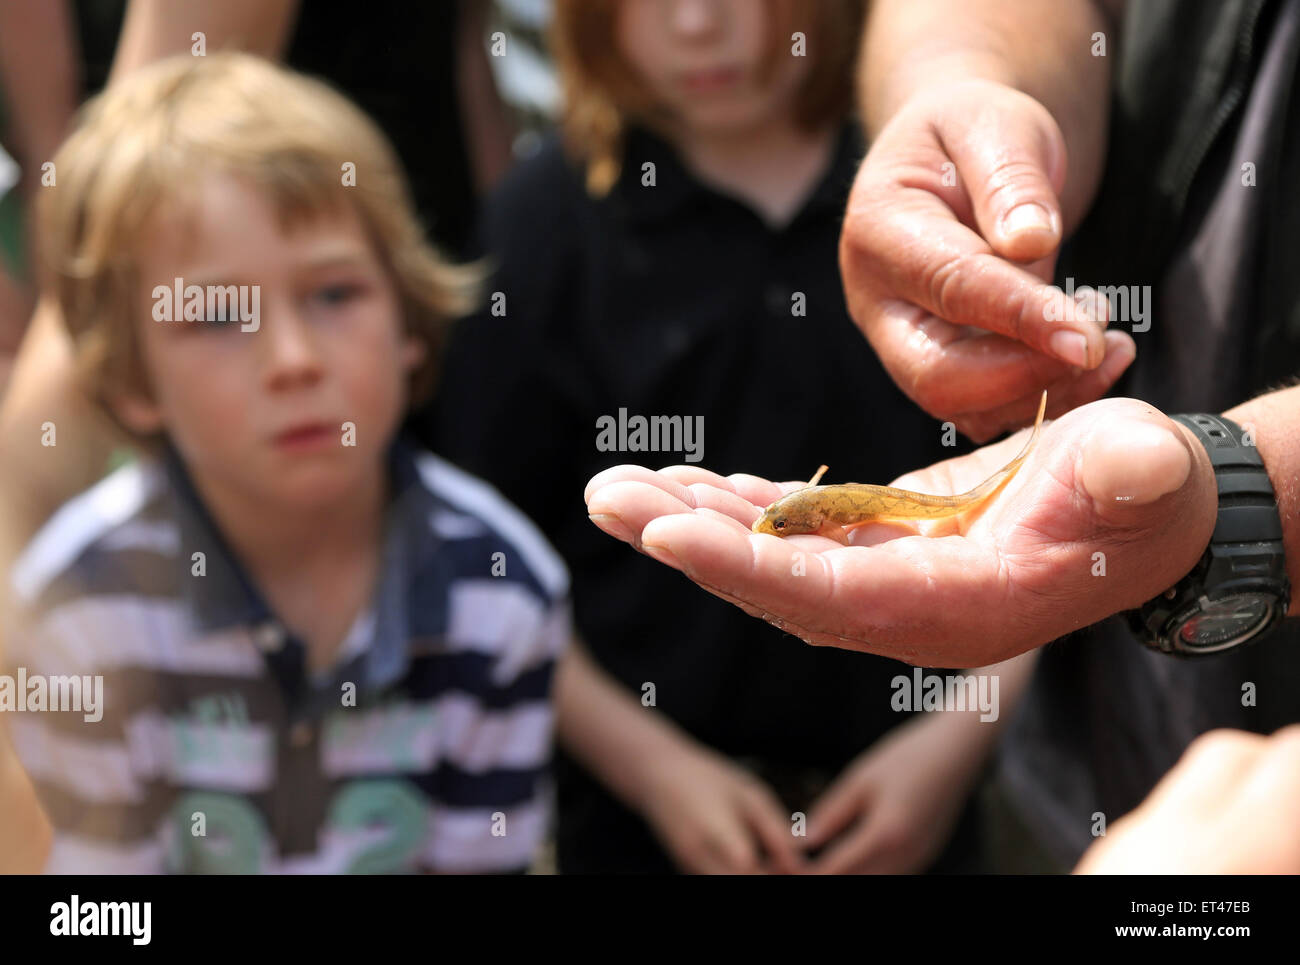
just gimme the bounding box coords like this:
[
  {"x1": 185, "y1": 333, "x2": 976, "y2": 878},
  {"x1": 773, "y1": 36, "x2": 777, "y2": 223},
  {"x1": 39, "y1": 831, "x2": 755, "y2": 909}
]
[{"x1": 584, "y1": 399, "x2": 1216, "y2": 667}]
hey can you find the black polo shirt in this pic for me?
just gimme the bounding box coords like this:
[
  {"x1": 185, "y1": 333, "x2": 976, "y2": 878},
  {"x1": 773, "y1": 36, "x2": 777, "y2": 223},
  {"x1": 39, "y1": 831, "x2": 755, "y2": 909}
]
[{"x1": 425, "y1": 123, "x2": 981, "y2": 873}]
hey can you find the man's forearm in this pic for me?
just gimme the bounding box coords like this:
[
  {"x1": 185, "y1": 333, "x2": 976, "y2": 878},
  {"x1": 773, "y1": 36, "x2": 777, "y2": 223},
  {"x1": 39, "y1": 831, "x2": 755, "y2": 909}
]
[
  {"x1": 860, "y1": 0, "x2": 1119, "y2": 225},
  {"x1": 1224, "y1": 383, "x2": 1300, "y2": 617}
]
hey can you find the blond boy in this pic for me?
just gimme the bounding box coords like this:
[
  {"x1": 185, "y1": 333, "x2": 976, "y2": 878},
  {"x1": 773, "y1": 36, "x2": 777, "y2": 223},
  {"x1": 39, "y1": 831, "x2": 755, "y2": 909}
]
[{"x1": 3, "y1": 53, "x2": 569, "y2": 873}]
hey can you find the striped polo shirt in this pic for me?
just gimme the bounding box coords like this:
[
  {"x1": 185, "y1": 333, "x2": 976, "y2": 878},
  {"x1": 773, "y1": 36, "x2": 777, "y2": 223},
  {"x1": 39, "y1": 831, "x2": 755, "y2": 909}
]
[{"x1": 4, "y1": 437, "x2": 571, "y2": 873}]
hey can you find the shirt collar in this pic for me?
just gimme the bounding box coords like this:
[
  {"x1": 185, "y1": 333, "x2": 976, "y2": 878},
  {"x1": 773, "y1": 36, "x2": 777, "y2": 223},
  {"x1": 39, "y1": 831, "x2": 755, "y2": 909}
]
[
  {"x1": 612, "y1": 126, "x2": 700, "y2": 225},
  {"x1": 164, "y1": 434, "x2": 439, "y2": 689},
  {"x1": 612, "y1": 120, "x2": 864, "y2": 228},
  {"x1": 801, "y1": 121, "x2": 866, "y2": 220}
]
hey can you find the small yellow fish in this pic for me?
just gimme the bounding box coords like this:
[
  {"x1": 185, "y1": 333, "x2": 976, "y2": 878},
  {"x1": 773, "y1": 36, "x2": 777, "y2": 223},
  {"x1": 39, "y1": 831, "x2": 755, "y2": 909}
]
[{"x1": 752, "y1": 391, "x2": 1047, "y2": 539}]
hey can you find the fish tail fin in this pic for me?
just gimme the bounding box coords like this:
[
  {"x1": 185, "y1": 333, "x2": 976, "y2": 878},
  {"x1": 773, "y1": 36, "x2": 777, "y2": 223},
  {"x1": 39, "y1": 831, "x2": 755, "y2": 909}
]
[{"x1": 954, "y1": 390, "x2": 1047, "y2": 503}]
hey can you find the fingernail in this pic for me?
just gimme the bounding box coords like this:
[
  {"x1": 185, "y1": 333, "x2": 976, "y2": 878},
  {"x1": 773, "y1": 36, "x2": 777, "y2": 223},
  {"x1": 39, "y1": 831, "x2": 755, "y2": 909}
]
[
  {"x1": 1048, "y1": 329, "x2": 1089, "y2": 368},
  {"x1": 1081, "y1": 419, "x2": 1191, "y2": 510},
  {"x1": 642, "y1": 542, "x2": 683, "y2": 571},
  {"x1": 1076, "y1": 290, "x2": 1110, "y2": 327},
  {"x1": 1119, "y1": 423, "x2": 1192, "y2": 502},
  {"x1": 589, "y1": 513, "x2": 635, "y2": 544},
  {"x1": 1002, "y1": 202, "x2": 1055, "y2": 237}
]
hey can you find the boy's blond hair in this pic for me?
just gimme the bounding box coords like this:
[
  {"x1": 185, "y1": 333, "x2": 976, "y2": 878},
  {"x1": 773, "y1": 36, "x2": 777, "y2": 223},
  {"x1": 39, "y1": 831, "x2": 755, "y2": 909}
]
[
  {"x1": 39, "y1": 52, "x2": 478, "y2": 416},
  {"x1": 552, "y1": 0, "x2": 867, "y2": 196}
]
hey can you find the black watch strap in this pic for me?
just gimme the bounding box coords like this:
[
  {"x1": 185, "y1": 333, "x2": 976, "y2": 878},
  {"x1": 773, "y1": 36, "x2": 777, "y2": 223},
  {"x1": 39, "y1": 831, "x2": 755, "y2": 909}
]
[
  {"x1": 1127, "y1": 412, "x2": 1290, "y2": 655},
  {"x1": 1172, "y1": 413, "x2": 1282, "y2": 546}
]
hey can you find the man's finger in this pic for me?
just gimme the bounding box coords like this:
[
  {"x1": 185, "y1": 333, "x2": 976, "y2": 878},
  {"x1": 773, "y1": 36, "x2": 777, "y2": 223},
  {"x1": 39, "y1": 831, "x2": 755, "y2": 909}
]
[
  {"x1": 637, "y1": 513, "x2": 1006, "y2": 664},
  {"x1": 585, "y1": 464, "x2": 692, "y2": 504},
  {"x1": 684, "y1": 484, "x2": 764, "y2": 527},
  {"x1": 939, "y1": 90, "x2": 1068, "y2": 263},
  {"x1": 868, "y1": 305, "x2": 1073, "y2": 420},
  {"x1": 845, "y1": 193, "x2": 1106, "y2": 369},
  {"x1": 1078, "y1": 412, "x2": 1195, "y2": 515},
  {"x1": 658, "y1": 465, "x2": 741, "y2": 491},
  {"x1": 949, "y1": 330, "x2": 1136, "y2": 441}
]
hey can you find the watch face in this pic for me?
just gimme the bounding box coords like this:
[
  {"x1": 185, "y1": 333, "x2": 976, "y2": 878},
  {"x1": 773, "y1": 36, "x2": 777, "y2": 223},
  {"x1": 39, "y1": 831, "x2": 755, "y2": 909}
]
[{"x1": 1178, "y1": 593, "x2": 1276, "y2": 652}]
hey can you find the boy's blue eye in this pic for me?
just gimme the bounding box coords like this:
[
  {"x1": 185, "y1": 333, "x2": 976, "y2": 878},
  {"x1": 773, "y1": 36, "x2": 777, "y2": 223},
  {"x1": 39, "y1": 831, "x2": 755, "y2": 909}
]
[{"x1": 314, "y1": 283, "x2": 363, "y2": 306}]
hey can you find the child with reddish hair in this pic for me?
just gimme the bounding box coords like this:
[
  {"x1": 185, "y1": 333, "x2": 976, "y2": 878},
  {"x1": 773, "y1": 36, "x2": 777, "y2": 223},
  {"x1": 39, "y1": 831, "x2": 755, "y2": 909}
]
[{"x1": 432, "y1": 0, "x2": 1020, "y2": 874}]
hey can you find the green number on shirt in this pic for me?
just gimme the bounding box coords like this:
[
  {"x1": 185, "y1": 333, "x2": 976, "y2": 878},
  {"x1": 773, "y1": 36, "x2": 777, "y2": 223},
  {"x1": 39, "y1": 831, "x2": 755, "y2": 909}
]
[
  {"x1": 168, "y1": 781, "x2": 427, "y2": 873},
  {"x1": 327, "y1": 779, "x2": 427, "y2": 874},
  {"x1": 169, "y1": 791, "x2": 268, "y2": 874}
]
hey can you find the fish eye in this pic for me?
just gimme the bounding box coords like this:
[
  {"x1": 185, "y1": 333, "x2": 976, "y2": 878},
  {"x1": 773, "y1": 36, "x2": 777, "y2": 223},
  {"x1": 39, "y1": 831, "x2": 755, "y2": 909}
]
[{"x1": 774, "y1": 519, "x2": 786, "y2": 530}]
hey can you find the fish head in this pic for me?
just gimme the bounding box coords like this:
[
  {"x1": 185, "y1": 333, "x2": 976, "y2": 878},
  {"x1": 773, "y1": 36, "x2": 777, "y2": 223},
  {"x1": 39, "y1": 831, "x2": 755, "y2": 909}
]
[{"x1": 751, "y1": 497, "x2": 825, "y2": 536}]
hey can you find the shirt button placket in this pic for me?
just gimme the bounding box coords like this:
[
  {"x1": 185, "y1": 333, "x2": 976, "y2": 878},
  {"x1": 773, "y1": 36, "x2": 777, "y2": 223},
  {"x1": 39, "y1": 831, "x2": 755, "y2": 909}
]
[
  {"x1": 252, "y1": 621, "x2": 286, "y2": 654},
  {"x1": 289, "y1": 719, "x2": 314, "y2": 749},
  {"x1": 765, "y1": 281, "x2": 789, "y2": 318}
]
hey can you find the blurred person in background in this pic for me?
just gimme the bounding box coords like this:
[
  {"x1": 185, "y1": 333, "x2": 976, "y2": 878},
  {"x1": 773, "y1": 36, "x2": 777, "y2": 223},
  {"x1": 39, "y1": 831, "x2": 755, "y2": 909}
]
[
  {"x1": 0, "y1": 1, "x2": 518, "y2": 871},
  {"x1": 581, "y1": 0, "x2": 1300, "y2": 874},
  {"x1": 431, "y1": 0, "x2": 1035, "y2": 874},
  {"x1": 0, "y1": 0, "x2": 514, "y2": 566},
  {"x1": 4, "y1": 52, "x2": 569, "y2": 873},
  {"x1": 0, "y1": 0, "x2": 516, "y2": 601}
]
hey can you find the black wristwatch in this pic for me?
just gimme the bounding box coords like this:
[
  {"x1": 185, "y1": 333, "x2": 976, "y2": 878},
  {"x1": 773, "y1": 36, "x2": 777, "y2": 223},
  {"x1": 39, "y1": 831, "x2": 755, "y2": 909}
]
[{"x1": 1126, "y1": 412, "x2": 1291, "y2": 656}]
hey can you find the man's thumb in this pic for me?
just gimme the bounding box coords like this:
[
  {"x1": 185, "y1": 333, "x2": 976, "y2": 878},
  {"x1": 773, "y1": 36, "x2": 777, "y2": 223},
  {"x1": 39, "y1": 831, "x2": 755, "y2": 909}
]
[
  {"x1": 944, "y1": 92, "x2": 1067, "y2": 263},
  {"x1": 1078, "y1": 414, "x2": 1196, "y2": 521}
]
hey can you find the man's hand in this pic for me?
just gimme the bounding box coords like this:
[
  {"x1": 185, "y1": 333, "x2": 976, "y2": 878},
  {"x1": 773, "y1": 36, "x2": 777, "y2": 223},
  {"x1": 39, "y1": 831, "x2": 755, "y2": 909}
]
[
  {"x1": 840, "y1": 79, "x2": 1135, "y2": 441},
  {"x1": 1075, "y1": 726, "x2": 1300, "y2": 874},
  {"x1": 584, "y1": 398, "x2": 1217, "y2": 667}
]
